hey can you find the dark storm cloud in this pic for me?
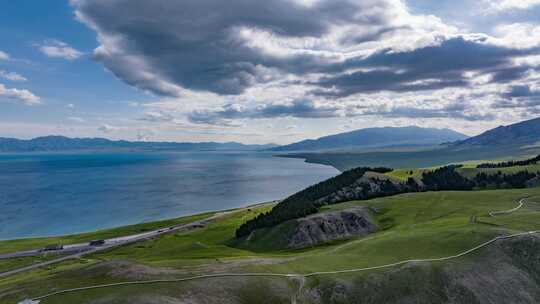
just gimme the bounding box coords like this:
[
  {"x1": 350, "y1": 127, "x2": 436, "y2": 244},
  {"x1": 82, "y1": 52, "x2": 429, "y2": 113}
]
[
  {"x1": 489, "y1": 66, "x2": 532, "y2": 83},
  {"x1": 73, "y1": 0, "x2": 540, "y2": 99},
  {"x1": 73, "y1": 0, "x2": 397, "y2": 96},
  {"x1": 495, "y1": 85, "x2": 540, "y2": 109},
  {"x1": 338, "y1": 25, "x2": 412, "y2": 45},
  {"x1": 502, "y1": 84, "x2": 540, "y2": 98},
  {"x1": 313, "y1": 37, "x2": 539, "y2": 97},
  {"x1": 189, "y1": 97, "x2": 491, "y2": 125},
  {"x1": 313, "y1": 69, "x2": 468, "y2": 97},
  {"x1": 188, "y1": 99, "x2": 342, "y2": 125}
]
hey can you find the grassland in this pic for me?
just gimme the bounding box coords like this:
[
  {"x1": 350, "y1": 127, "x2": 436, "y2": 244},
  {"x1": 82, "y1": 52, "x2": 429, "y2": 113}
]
[
  {"x1": 384, "y1": 168, "x2": 428, "y2": 181},
  {"x1": 2, "y1": 187, "x2": 540, "y2": 303},
  {"x1": 457, "y1": 163, "x2": 540, "y2": 178},
  {"x1": 0, "y1": 256, "x2": 59, "y2": 274},
  {"x1": 0, "y1": 212, "x2": 215, "y2": 255},
  {"x1": 384, "y1": 162, "x2": 540, "y2": 182}
]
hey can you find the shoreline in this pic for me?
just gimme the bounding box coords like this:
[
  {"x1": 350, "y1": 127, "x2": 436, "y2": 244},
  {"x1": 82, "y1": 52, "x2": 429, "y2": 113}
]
[
  {"x1": 0, "y1": 200, "x2": 279, "y2": 243},
  {"x1": 0, "y1": 151, "x2": 338, "y2": 242}
]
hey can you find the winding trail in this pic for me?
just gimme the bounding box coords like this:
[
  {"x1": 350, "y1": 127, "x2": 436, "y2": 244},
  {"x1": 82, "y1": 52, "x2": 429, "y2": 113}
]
[
  {"x1": 489, "y1": 196, "x2": 527, "y2": 217},
  {"x1": 16, "y1": 196, "x2": 538, "y2": 304}
]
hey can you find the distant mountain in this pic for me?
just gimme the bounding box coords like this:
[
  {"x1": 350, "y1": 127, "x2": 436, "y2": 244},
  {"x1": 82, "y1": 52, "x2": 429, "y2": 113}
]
[
  {"x1": 452, "y1": 117, "x2": 540, "y2": 147},
  {"x1": 0, "y1": 136, "x2": 277, "y2": 152},
  {"x1": 270, "y1": 126, "x2": 468, "y2": 152}
]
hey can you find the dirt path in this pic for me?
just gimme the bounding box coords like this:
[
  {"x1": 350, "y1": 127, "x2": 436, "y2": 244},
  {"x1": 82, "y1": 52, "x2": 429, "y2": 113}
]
[{"x1": 489, "y1": 197, "x2": 527, "y2": 217}]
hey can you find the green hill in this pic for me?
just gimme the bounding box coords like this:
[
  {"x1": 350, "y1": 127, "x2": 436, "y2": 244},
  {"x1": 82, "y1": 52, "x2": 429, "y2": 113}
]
[
  {"x1": 235, "y1": 162, "x2": 540, "y2": 240},
  {"x1": 2, "y1": 187, "x2": 540, "y2": 303}
]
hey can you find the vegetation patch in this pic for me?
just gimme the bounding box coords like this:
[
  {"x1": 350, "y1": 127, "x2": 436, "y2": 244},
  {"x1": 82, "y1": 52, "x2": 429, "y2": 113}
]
[
  {"x1": 0, "y1": 213, "x2": 214, "y2": 255},
  {"x1": 477, "y1": 154, "x2": 540, "y2": 168},
  {"x1": 235, "y1": 167, "x2": 393, "y2": 238},
  {"x1": 236, "y1": 162, "x2": 540, "y2": 240}
]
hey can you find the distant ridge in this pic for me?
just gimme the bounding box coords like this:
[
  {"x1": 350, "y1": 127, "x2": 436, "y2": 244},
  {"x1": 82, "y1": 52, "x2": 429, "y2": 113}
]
[
  {"x1": 270, "y1": 126, "x2": 468, "y2": 152},
  {"x1": 0, "y1": 136, "x2": 277, "y2": 152},
  {"x1": 452, "y1": 117, "x2": 540, "y2": 147}
]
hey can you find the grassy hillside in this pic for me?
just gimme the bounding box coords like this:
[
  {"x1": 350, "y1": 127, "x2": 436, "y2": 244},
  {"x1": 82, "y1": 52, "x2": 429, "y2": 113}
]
[
  {"x1": 385, "y1": 163, "x2": 540, "y2": 181},
  {"x1": 2, "y1": 187, "x2": 540, "y2": 303}
]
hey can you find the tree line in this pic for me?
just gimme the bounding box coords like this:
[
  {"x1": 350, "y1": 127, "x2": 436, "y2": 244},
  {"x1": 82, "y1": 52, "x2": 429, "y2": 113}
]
[
  {"x1": 477, "y1": 154, "x2": 540, "y2": 168},
  {"x1": 235, "y1": 165, "x2": 540, "y2": 239},
  {"x1": 235, "y1": 167, "x2": 392, "y2": 238}
]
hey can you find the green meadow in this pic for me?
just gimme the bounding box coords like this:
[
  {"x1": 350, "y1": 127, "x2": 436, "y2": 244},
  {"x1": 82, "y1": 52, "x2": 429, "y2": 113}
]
[{"x1": 1, "y1": 186, "x2": 539, "y2": 303}]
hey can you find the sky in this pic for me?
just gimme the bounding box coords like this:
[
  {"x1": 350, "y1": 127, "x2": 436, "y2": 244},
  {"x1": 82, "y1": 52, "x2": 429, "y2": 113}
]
[{"x1": 1, "y1": 0, "x2": 540, "y2": 144}]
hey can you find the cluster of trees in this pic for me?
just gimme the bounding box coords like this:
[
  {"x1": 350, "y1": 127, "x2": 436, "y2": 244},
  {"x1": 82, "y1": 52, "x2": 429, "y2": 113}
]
[
  {"x1": 236, "y1": 165, "x2": 540, "y2": 239},
  {"x1": 477, "y1": 154, "x2": 540, "y2": 168},
  {"x1": 235, "y1": 167, "x2": 392, "y2": 238},
  {"x1": 422, "y1": 165, "x2": 474, "y2": 191},
  {"x1": 357, "y1": 177, "x2": 420, "y2": 199},
  {"x1": 474, "y1": 171, "x2": 537, "y2": 189},
  {"x1": 422, "y1": 165, "x2": 538, "y2": 190}
]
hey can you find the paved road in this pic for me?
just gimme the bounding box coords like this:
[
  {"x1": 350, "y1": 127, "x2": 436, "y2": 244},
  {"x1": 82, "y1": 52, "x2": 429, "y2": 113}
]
[
  {"x1": 0, "y1": 212, "x2": 231, "y2": 279},
  {"x1": 0, "y1": 220, "x2": 205, "y2": 260}
]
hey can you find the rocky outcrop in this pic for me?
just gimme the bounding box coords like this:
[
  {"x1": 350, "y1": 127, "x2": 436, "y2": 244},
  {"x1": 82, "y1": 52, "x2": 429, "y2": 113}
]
[
  {"x1": 288, "y1": 208, "x2": 377, "y2": 249},
  {"x1": 316, "y1": 173, "x2": 407, "y2": 205}
]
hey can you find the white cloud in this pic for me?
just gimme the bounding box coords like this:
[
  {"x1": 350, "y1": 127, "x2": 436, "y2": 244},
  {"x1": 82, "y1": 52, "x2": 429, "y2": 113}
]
[
  {"x1": 67, "y1": 116, "x2": 85, "y2": 123},
  {"x1": 0, "y1": 83, "x2": 40, "y2": 105},
  {"x1": 38, "y1": 40, "x2": 84, "y2": 60},
  {"x1": 136, "y1": 129, "x2": 154, "y2": 141},
  {"x1": 67, "y1": 0, "x2": 540, "y2": 143},
  {"x1": 0, "y1": 51, "x2": 9, "y2": 60},
  {"x1": 492, "y1": 23, "x2": 540, "y2": 49},
  {"x1": 138, "y1": 111, "x2": 175, "y2": 123},
  {"x1": 67, "y1": 103, "x2": 75, "y2": 108},
  {"x1": 72, "y1": 0, "x2": 458, "y2": 97},
  {"x1": 486, "y1": 0, "x2": 540, "y2": 11},
  {"x1": 97, "y1": 124, "x2": 117, "y2": 133},
  {"x1": 0, "y1": 70, "x2": 27, "y2": 82}
]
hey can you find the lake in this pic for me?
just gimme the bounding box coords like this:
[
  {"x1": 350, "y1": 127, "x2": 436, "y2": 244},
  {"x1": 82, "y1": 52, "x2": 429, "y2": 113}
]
[{"x1": 0, "y1": 151, "x2": 338, "y2": 240}]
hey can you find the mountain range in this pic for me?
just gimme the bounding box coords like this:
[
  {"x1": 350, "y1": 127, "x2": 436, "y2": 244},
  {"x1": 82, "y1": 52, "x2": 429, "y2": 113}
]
[
  {"x1": 270, "y1": 126, "x2": 468, "y2": 152},
  {"x1": 452, "y1": 117, "x2": 540, "y2": 147},
  {"x1": 0, "y1": 136, "x2": 277, "y2": 152},
  {"x1": 2, "y1": 117, "x2": 539, "y2": 153}
]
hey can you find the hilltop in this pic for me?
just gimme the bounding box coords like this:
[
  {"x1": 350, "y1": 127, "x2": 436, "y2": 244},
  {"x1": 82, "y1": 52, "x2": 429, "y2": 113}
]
[
  {"x1": 270, "y1": 126, "x2": 468, "y2": 152},
  {"x1": 235, "y1": 162, "x2": 540, "y2": 244},
  {"x1": 452, "y1": 117, "x2": 540, "y2": 147}
]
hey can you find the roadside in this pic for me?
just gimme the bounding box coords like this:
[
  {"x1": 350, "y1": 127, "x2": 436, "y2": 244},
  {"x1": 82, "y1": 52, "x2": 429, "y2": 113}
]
[{"x1": 0, "y1": 209, "x2": 240, "y2": 279}]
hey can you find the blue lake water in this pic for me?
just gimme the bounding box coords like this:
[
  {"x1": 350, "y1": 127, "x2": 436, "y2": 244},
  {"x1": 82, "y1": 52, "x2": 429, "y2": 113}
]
[{"x1": 0, "y1": 152, "x2": 338, "y2": 240}]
